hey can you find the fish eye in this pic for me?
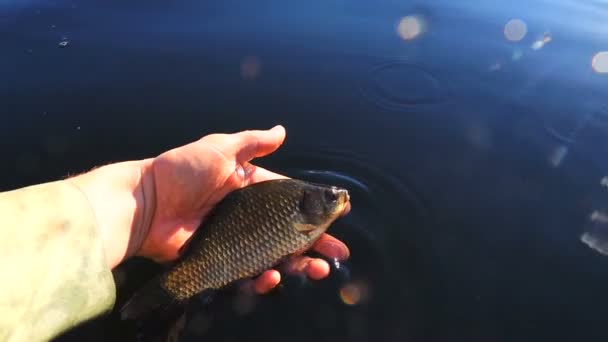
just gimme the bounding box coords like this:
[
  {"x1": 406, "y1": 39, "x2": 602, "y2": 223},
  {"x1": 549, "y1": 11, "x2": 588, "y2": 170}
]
[{"x1": 324, "y1": 189, "x2": 339, "y2": 203}]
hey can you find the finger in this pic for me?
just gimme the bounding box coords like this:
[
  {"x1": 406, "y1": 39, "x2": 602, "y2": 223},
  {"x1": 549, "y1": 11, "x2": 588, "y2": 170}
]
[
  {"x1": 283, "y1": 256, "x2": 331, "y2": 280},
  {"x1": 284, "y1": 256, "x2": 314, "y2": 275},
  {"x1": 252, "y1": 269, "x2": 281, "y2": 294},
  {"x1": 311, "y1": 234, "x2": 350, "y2": 260},
  {"x1": 306, "y1": 258, "x2": 331, "y2": 280},
  {"x1": 231, "y1": 125, "x2": 286, "y2": 162},
  {"x1": 249, "y1": 166, "x2": 290, "y2": 184}
]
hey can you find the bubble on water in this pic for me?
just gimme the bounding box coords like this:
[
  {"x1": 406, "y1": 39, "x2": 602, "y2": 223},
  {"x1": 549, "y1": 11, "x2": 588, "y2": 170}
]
[{"x1": 504, "y1": 19, "x2": 527, "y2": 42}]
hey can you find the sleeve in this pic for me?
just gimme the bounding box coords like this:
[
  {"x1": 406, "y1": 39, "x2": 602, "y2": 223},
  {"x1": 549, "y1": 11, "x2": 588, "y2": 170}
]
[{"x1": 0, "y1": 180, "x2": 117, "y2": 342}]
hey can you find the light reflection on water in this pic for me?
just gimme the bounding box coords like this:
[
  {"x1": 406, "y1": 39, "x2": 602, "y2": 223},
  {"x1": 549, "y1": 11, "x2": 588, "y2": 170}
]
[{"x1": 3, "y1": 0, "x2": 608, "y2": 341}]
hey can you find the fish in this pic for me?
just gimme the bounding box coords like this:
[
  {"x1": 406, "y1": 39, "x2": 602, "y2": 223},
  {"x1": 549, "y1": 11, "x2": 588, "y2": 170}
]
[{"x1": 119, "y1": 178, "x2": 351, "y2": 323}]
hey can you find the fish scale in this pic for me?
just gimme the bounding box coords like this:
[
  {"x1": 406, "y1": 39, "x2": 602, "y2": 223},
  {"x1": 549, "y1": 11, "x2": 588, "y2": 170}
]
[{"x1": 120, "y1": 179, "x2": 350, "y2": 322}]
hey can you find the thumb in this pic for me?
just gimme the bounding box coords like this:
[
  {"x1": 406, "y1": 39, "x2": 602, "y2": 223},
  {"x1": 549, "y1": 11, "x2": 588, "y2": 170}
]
[{"x1": 232, "y1": 125, "x2": 286, "y2": 162}]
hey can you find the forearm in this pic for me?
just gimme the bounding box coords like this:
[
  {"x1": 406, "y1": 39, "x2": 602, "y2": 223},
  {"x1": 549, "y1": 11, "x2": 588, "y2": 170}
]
[{"x1": 0, "y1": 181, "x2": 117, "y2": 341}]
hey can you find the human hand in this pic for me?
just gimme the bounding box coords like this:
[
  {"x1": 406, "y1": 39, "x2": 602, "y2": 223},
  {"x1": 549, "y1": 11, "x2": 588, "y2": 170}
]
[
  {"x1": 137, "y1": 125, "x2": 350, "y2": 293},
  {"x1": 70, "y1": 125, "x2": 350, "y2": 295}
]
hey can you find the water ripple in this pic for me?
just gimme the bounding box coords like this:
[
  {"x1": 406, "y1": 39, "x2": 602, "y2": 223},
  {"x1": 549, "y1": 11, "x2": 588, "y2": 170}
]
[{"x1": 359, "y1": 60, "x2": 444, "y2": 112}]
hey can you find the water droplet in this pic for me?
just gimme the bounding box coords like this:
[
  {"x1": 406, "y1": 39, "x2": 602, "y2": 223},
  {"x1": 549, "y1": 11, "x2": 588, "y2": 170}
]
[{"x1": 504, "y1": 19, "x2": 527, "y2": 42}]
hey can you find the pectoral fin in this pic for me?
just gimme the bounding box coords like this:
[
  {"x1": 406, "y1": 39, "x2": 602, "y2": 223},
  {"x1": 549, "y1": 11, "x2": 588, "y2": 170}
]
[{"x1": 294, "y1": 223, "x2": 317, "y2": 234}]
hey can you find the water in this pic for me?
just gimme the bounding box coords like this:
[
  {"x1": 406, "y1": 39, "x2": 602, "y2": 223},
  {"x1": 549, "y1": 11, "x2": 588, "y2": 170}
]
[{"x1": 2, "y1": 0, "x2": 608, "y2": 341}]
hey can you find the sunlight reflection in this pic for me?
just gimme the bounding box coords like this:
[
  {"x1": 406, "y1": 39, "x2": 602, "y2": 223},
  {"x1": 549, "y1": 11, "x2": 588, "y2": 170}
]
[
  {"x1": 397, "y1": 15, "x2": 425, "y2": 41},
  {"x1": 592, "y1": 51, "x2": 608, "y2": 73},
  {"x1": 601, "y1": 176, "x2": 608, "y2": 188},
  {"x1": 582, "y1": 209, "x2": 608, "y2": 256},
  {"x1": 504, "y1": 19, "x2": 527, "y2": 42},
  {"x1": 531, "y1": 32, "x2": 552, "y2": 50},
  {"x1": 548, "y1": 145, "x2": 568, "y2": 167}
]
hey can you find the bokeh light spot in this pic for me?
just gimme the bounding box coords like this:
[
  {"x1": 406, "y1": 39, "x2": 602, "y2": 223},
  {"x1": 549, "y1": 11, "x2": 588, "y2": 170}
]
[
  {"x1": 339, "y1": 280, "x2": 368, "y2": 306},
  {"x1": 531, "y1": 32, "x2": 552, "y2": 50},
  {"x1": 397, "y1": 15, "x2": 425, "y2": 41},
  {"x1": 504, "y1": 19, "x2": 527, "y2": 42},
  {"x1": 592, "y1": 51, "x2": 608, "y2": 73}
]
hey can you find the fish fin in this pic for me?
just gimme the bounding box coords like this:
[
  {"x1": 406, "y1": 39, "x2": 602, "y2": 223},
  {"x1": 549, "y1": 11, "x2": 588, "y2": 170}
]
[
  {"x1": 119, "y1": 275, "x2": 182, "y2": 323},
  {"x1": 294, "y1": 223, "x2": 317, "y2": 233}
]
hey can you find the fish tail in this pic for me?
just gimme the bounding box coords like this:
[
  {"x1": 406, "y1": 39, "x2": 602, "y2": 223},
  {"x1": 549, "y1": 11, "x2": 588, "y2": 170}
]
[{"x1": 119, "y1": 276, "x2": 181, "y2": 322}]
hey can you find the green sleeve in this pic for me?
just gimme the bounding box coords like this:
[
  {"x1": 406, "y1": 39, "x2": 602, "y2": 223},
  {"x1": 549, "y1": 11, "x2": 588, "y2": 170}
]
[{"x1": 0, "y1": 180, "x2": 117, "y2": 342}]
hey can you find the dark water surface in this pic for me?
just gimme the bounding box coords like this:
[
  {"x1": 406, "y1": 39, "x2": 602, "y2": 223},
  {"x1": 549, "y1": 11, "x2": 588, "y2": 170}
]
[{"x1": 2, "y1": 0, "x2": 608, "y2": 341}]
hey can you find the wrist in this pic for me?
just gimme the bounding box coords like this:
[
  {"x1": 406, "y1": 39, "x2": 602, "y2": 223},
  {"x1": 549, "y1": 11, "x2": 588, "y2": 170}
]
[{"x1": 67, "y1": 158, "x2": 155, "y2": 269}]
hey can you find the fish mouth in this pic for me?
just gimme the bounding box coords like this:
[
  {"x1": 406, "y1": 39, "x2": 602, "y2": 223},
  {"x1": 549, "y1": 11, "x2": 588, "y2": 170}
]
[{"x1": 334, "y1": 188, "x2": 351, "y2": 216}]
